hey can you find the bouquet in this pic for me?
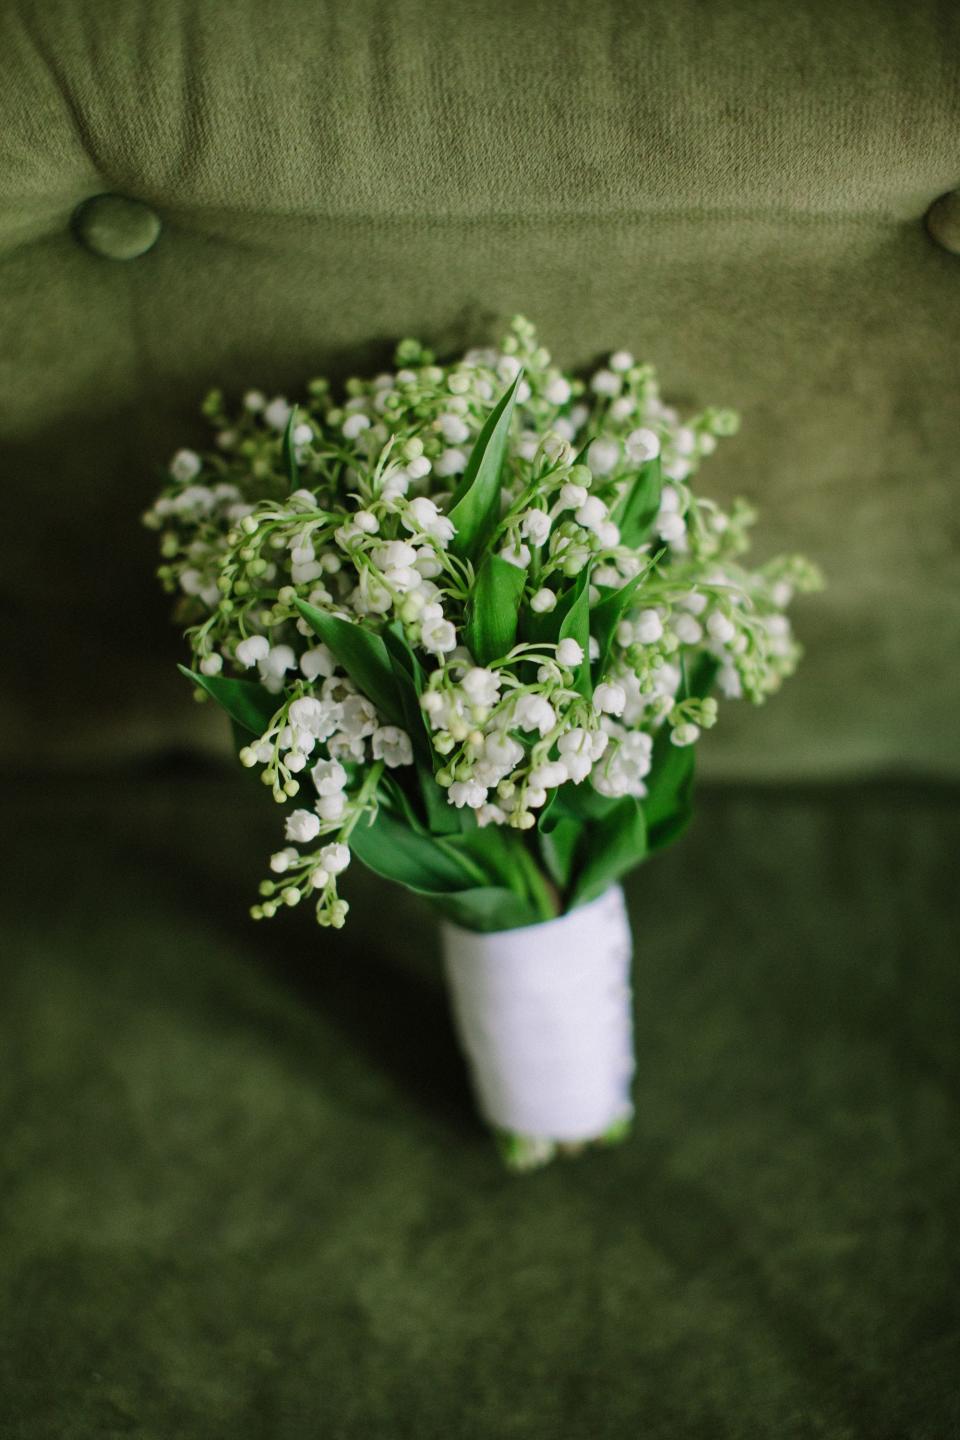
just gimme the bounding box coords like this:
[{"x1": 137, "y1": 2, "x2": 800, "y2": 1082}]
[{"x1": 145, "y1": 316, "x2": 819, "y2": 1169}]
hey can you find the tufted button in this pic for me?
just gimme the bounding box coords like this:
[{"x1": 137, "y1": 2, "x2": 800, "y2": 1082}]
[
  {"x1": 925, "y1": 190, "x2": 960, "y2": 255},
  {"x1": 72, "y1": 194, "x2": 161, "y2": 260}
]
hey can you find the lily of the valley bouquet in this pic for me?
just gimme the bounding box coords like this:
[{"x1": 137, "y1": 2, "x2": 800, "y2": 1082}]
[{"x1": 145, "y1": 316, "x2": 819, "y2": 1169}]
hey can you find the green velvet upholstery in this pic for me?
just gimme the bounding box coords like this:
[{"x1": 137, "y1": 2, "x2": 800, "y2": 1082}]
[
  {"x1": 2, "y1": 0, "x2": 960, "y2": 775},
  {"x1": 4, "y1": 773, "x2": 959, "y2": 1437},
  {"x1": 4, "y1": 3, "x2": 958, "y2": 1432}
]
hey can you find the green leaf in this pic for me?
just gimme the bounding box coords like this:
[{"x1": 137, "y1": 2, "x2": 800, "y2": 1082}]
[
  {"x1": 641, "y1": 654, "x2": 719, "y2": 854},
  {"x1": 178, "y1": 665, "x2": 278, "y2": 739},
  {"x1": 614, "y1": 457, "x2": 662, "y2": 547},
  {"x1": 464, "y1": 553, "x2": 526, "y2": 665},
  {"x1": 570, "y1": 796, "x2": 647, "y2": 908},
  {"x1": 558, "y1": 566, "x2": 592, "y2": 697},
  {"x1": 294, "y1": 601, "x2": 402, "y2": 725},
  {"x1": 537, "y1": 817, "x2": 581, "y2": 893},
  {"x1": 350, "y1": 805, "x2": 482, "y2": 894},
  {"x1": 381, "y1": 623, "x2": 461, "y2": 835},
  {"x1": 281, "y1": 408, "x2": 299, "y2": 489},
  {"x1": 589, "y1": 551, "x2": 663, "y2": 676},
  {"x1": 425, "y1": 886, "x2": 541, "y2": 933},
  {"x1": 642, "y1": 741, "x2": 696, "y2": 854},
  {"x1": 448, "y1": 373, "x2": 522, "y2": 559}
]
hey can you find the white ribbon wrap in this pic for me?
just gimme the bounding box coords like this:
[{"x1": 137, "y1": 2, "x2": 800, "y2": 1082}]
[{"x1": 441, "y1": 885, "x2": 635, "y2": 1142}]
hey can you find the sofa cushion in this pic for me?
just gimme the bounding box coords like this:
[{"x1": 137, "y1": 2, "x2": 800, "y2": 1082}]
[{"x1": 2, "y1": 0, "x2": 959, "y2": 774}]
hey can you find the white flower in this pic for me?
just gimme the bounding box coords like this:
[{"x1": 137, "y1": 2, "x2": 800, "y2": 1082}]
[
  {"x1": 513, "y1": 694, "x2": 556, "y2": 736},
  {"x1": 438, "y1": 412, "x2": 471, "y2": 444},
  {"x1": 285, "y1": 809, "x2": 321, "y2": 844},
  {"x1": 301, "y1": 644, "x2": 336, "y2": 681},
  {"x1": 625, "y1": 428, "x2": 661, "y2": 464},
  {"x1": 170, "y1": 486, "x2": 215, "y2": 515},
  {"x1": 290, "y1": 696, "x2": 342, "y2": 741},
  {"x1": 353, "y1": 510, "x2": 379, "y2": 534},
  {"x1": 541, "y1": 433, "x2": 572, "y2": 464},
  {"x1": 718, "y1": 665, "x2": 742, "y2": 698},
  {"x1": 199, "y1": 653, "x2": 223, "y2": 676},
  {"x1": 312, "y1": 758, "x2": 348, "y2": 795},
  {"x1": 586, "y1": 438, "x2": 620, "y2": 476},
  {"x1": 421, "y1": 615, "x2": 457, "y2": 654},
  {"x1": 270, "y1": 847, "x2": 298, "y2": 874},
  {"x1": 595, "y1": 521, "x2": 621, "y2": 549},
  {"x1": 634, "y1": 609, "x2": 664, "y2": 644},
  {"x1": 434, "y1": 448, "x2": 467, "y2": 477},
  {"x1": 545, "y1": 376, "x2": 571, "y2": 406},
  {"x1": 575, "y1": 496, "x2": 608, "y2": 531},
  {"x1": 372, "y1": 540, "x2": 418, "y2": 572},
  {"x1": 590, "y1": 369, "x2": 622, "y2": 397},
  {"x1": 462, "y1": 668, "x2": 502, "y2": 708},
  {"x1": 170, "y1": 449, "x2": 202, "y2": 481},
  {"x1": 658, "y1": 511, "x2": 686, "y2": 544},
  {"x1": 319, "y1": 842, "x2": 351, "y2": 875},
  {"x1": 449, "y1": 779, "x2": 488, "y2": 809},
  {"x1": 500, "y1": 541, "x2": 531, "y2": 569},
  {"x1": 497, "y1": 354, "x2": 522, "y2": 382},
  {"x1": 292, "y1": 560, "x2": 325, "y2": 585},
  {"x1": 558, "y1": 482, "x2": 589, "y2": 511},
  {"x1": 556, "y1": 638, "x2": 584, "y2": 668},
  {"x1": 594, "y1": 682, "x2": 626, "y2": 716},
  {"x1": 609, "y1": 349, "x2": 634, "y2": 373},
  {"x1": 293, "y1": 422, "x2": 313, "y2": 445},
  {"x1": 340, "y1": 694, "x2": 379, "y2": 741},
  {"x1": 407, "y1": 455, "x2": 432, "y2": 480},
  {"x1": 403, "y1": 496, "x2": 455, "y2": 544},
  {"x1": 593, "y1": 731, "x2": 653, "y2": 797},
  {"x1": 264, "y1": 397, "x2": 293, "y2": 430},
  {"x1": 528, "y1": 761, "x2": 568, "y2": 789},
  {"x1": 259, "y1": 644, "x2": 296, "y2": 680},
  {"x1": 672, "y1": 614, "x2": 703, "y2": 645},
  {"x1": 482, "y1": 731, "x2": 524, "y2": 772},
  {"x1": 236, "y1": 635, "x2": 270, "y2": 668},
  {"x1": 372, "y1": 726, "x2": 413, "y2": 767},
  {"x1": 316, "y1": 792, "x2": 347, "y2": 821},
  {"x1": 706, "y1": 610, "x2": 736, "y2": 644},
  {"x1": 557, "y1": 727, "x2": 597, "y2": 783},
  {"x1": 342, "y1": 412, "x2": 371, "y2": 440},
  {"x1": 476, "y1": 802, "x2": 507, "y2": 827},
  {"x1": 381, "y1": 470, "x2": 410, "y2": 501},
  {"x1": 530, "y1": 588, "x2": 557, "y2": 614},
  {"x1": 243, "y1": 390, "x2": 266, "y2": 412},
  {"x1": 520, "y1": 509, "x2": 552, "y2": 545},
  {"x1": 671, "y1": 722, "x2": 701, "y2": 746}
]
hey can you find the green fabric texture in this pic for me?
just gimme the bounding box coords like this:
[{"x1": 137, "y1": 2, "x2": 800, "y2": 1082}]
[
  {"x1": 2, "y1": 0, "x2": 960, "y2": 774},
  {"x1": 3, "y1": 773, "x2": 958, "y2": 1437}
]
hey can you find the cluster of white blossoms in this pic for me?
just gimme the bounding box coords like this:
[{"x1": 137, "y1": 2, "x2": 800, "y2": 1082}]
[{"x1": 146, "y1": 317, "x2": 819, "y2": 928}]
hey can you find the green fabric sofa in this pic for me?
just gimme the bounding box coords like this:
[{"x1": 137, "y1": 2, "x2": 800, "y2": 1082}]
[{"x1": 2, "y1": 0, "x2": 958, "y2": 1434}]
